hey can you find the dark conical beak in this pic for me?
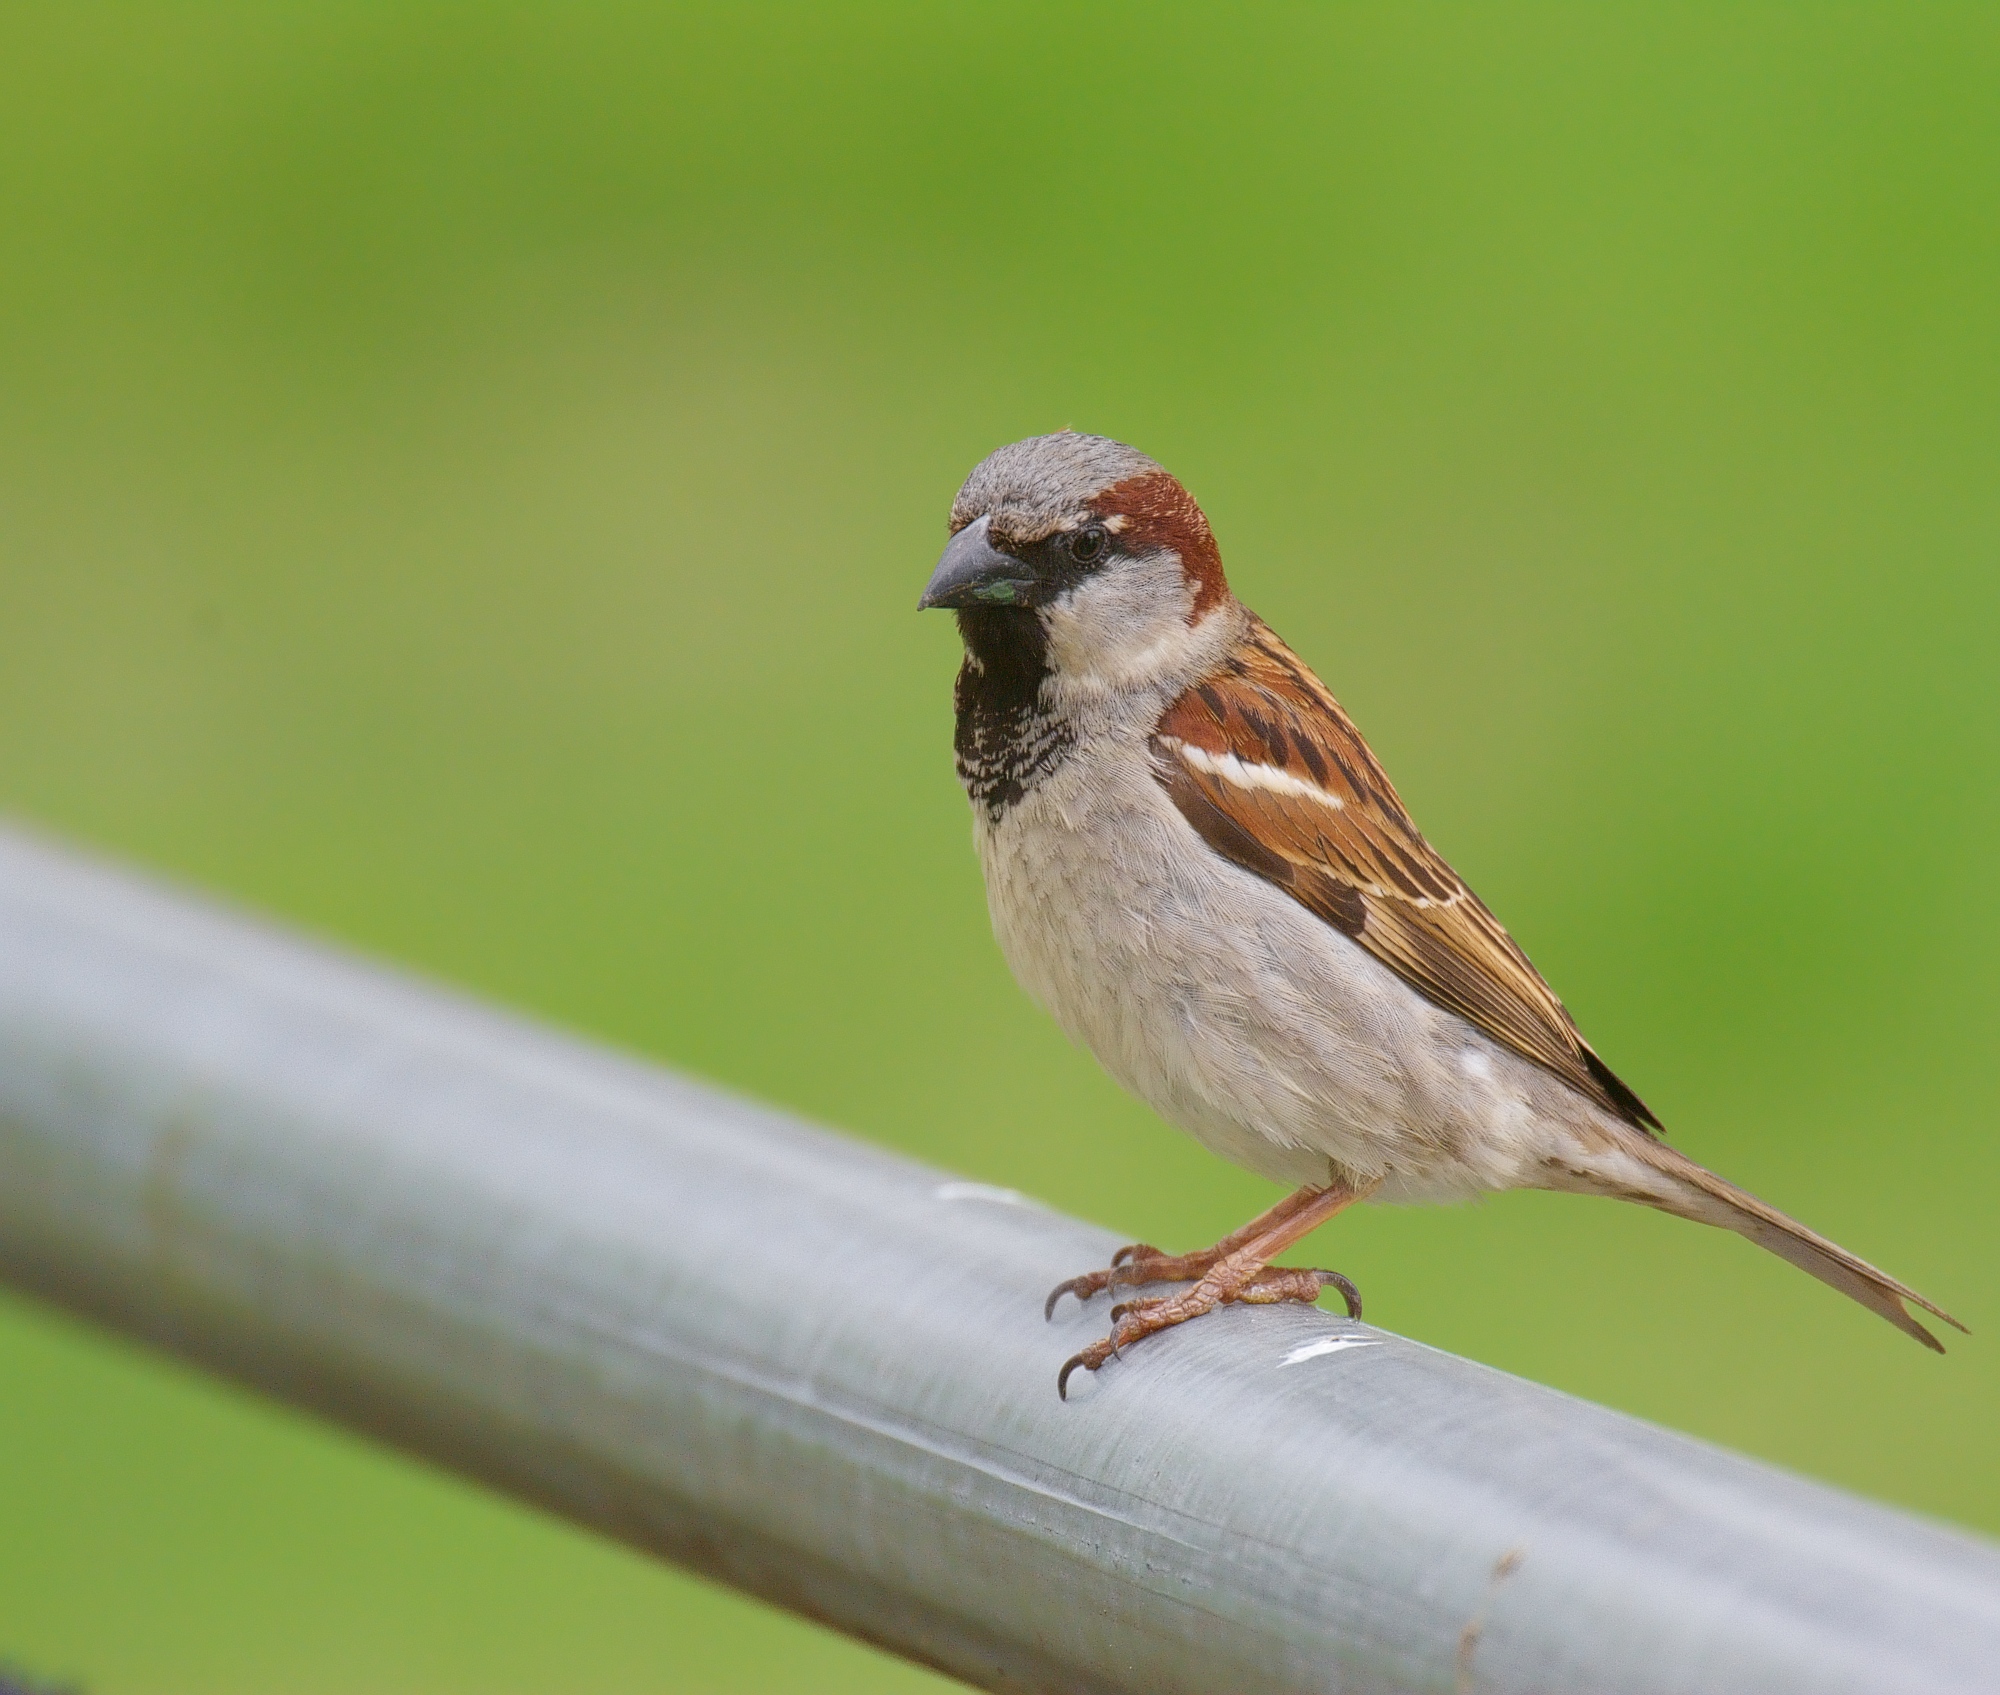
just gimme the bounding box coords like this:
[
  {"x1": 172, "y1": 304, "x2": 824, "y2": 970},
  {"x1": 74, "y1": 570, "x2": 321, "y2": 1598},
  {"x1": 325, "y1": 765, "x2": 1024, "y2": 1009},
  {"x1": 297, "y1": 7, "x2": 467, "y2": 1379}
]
[{"x1": 917, "y1": 515, "x2": 1037, "y2": 610}]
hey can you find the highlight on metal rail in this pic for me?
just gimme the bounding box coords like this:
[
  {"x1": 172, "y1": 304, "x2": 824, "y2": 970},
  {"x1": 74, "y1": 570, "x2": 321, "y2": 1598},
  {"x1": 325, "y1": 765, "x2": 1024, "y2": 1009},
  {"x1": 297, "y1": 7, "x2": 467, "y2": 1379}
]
[{"x1": 0, "y1": 822, "x2": 1994, "y2": 1695}]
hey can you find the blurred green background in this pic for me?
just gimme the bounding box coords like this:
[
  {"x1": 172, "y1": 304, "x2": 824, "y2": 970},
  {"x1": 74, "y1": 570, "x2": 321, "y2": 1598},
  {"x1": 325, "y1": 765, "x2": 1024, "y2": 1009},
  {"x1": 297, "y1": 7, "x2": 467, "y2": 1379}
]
[{"x1": 1, "y1": 4, "x2": 1996, "y2": 1690}]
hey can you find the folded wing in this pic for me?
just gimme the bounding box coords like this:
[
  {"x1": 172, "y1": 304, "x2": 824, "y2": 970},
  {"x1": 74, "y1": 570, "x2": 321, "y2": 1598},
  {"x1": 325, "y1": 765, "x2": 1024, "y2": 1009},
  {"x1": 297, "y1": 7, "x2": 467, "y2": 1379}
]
[{"x1": 1152, "y1": 617, "x2": 1659, "y2": 1131}]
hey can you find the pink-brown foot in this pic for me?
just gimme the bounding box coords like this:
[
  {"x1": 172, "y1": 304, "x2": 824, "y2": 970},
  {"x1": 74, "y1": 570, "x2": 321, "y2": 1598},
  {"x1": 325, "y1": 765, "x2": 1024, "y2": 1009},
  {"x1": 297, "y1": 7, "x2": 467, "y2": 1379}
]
[
  {"x1": 1045, "y1": 1185, "x2": 1353, "y2": 1324},
  {"x1": 1044, "y1": 1242, "x2": 1234, "y2": 1320},
  {"x1": 1056, "y1": 1261, "x2": 1362, "y2": 1398}
]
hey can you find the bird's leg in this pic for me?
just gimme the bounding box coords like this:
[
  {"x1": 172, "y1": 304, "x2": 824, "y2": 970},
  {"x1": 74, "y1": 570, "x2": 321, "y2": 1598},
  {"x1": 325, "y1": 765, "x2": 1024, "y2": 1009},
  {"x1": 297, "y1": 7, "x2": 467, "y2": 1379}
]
[
  {"x1": 1044, "y1": 1183, "x2": 1333, "y2": 1318},
  {"x1": 1057, "y1": 1178, "x2": 1377, "y2": 1399}
]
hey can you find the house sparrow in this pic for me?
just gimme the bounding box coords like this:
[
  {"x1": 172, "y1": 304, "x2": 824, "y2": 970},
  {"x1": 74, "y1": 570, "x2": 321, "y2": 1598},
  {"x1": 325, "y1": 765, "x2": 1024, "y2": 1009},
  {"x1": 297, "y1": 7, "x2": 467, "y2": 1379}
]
[{"x1": 920, "y1": 430, "x2": 1962, "y2": 1398}]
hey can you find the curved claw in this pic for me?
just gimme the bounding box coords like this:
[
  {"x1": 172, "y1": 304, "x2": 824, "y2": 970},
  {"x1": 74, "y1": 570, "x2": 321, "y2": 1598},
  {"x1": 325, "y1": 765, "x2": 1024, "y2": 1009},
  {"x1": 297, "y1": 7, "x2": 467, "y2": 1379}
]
[
  {"x1": 1313, "y1": 1268, "x2": 1363, "y2": 1319},
  {"x1": 1110, "y1": 1242, "x2": 1162, "y2": 1269},
  {"x1": 1057, "y1": 1328, "x2": 1127, "y2": 1398},
  {"x1": 1045, "y1": 1273, "x2": 1104, "y2": 1321},
  {"x1": 1056, "y1": 1350, "x2": 1090, "y2": 1400}
]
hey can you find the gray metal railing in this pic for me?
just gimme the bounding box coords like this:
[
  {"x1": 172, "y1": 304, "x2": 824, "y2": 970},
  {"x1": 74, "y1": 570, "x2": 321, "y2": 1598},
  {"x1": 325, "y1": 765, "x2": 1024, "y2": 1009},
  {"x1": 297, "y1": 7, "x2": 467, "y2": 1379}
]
[{"x1": 0, "y1": 822, "x2": 1995, "y2": 1694}]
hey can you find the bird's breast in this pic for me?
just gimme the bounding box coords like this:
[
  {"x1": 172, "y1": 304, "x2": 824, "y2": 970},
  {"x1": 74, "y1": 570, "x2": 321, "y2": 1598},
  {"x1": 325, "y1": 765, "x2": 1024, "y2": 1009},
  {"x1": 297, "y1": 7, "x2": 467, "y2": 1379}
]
[
  {"x1": 968, "y1": 739, "x2": 1588, "y2": 1196},
  {"x1": 970, "y1": 742, "x2": 1363, "y2": 1183}
]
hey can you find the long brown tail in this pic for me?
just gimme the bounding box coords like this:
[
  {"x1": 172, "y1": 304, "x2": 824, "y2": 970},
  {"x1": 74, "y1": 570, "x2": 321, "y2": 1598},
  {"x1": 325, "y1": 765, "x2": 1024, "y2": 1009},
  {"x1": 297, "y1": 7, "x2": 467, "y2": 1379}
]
[{"x1": 1584, "y1": 1132, "x2": 1966, "y2": 1351}]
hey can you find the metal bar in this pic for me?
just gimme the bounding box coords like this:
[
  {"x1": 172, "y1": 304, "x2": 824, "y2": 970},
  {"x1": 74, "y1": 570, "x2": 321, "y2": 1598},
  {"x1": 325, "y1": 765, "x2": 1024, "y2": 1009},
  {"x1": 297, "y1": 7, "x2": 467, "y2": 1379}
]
[{"x1": 0, "y1": 822, "x2": 1994, "y2": 1695}]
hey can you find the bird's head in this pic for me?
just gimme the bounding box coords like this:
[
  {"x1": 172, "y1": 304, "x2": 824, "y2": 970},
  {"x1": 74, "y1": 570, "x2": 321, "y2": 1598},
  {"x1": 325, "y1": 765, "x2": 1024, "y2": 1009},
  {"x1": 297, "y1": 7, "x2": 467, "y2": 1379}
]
[{"x1": 920, "y1": 432, "x2": 1236, "y2": 696}]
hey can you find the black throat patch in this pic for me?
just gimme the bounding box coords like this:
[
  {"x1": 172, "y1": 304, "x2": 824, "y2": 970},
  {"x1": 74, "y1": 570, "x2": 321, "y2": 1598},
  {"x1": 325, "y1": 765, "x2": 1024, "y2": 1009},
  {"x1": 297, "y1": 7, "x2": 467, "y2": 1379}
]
[{"x1": 952, "y1": 607, "x2": 1075, "y2": 819}]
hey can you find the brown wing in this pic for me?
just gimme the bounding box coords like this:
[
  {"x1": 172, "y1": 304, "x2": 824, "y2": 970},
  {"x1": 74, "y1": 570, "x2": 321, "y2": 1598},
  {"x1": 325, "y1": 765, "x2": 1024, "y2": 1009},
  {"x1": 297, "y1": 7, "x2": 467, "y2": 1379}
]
[{"x1": 1153, "y1": 617, "x2": 1659, "y2": 1131}]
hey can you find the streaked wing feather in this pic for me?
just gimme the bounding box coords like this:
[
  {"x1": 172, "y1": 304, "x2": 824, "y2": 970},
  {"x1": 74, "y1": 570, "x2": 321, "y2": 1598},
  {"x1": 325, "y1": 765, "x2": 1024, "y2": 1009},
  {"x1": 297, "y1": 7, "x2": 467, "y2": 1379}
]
[{"x1": 1153, "y1": 618, "x2": 1659, "y2": 1130}]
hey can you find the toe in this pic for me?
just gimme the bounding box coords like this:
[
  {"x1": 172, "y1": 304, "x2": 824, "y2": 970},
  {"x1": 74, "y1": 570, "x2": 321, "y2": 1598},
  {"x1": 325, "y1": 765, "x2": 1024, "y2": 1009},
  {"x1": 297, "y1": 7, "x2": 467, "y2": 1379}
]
[
  {"x1": 1044, "y1": 1270, "x2": 1109, "y2": 1320},
  {"x1": 1057, "y1": 1336, "x2": 1117, "y2": 1399}
]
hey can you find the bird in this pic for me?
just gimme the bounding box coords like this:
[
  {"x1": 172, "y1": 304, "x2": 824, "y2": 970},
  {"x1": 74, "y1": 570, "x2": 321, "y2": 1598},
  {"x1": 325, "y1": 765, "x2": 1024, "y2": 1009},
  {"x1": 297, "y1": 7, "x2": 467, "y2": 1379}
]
[{"x1": 917, "y1": 429, "x2": 1962, "y2": 1398}]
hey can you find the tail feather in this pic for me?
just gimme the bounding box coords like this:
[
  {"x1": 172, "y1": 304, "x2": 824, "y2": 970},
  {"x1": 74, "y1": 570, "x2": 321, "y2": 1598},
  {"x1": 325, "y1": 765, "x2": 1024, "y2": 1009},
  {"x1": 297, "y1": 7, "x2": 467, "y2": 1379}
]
[{"x1": 1588, "y1": 1133, "x2": 1965, "y2": 1352}]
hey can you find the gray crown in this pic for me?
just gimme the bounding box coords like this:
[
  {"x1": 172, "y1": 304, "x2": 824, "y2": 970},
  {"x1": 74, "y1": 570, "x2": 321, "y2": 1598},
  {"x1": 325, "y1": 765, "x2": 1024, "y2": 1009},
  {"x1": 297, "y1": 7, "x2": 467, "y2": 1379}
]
[{"x1": 950, "y1": 431, "x2": 1161, "y2": 542}]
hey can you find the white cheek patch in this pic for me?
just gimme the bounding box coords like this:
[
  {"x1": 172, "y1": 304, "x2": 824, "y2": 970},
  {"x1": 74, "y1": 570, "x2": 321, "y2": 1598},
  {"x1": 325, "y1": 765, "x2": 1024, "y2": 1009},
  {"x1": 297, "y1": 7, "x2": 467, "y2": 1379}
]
[{"x1": 1041, "y1": 555, "x2": 1205, "y2": 696}]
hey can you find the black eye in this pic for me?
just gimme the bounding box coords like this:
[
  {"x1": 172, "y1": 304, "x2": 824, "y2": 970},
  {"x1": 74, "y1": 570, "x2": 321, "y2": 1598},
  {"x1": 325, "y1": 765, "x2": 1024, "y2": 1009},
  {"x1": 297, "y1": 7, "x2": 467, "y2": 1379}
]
[{"x1": 1070, "y1": 524, "x2": 1108, "y2": 565}]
